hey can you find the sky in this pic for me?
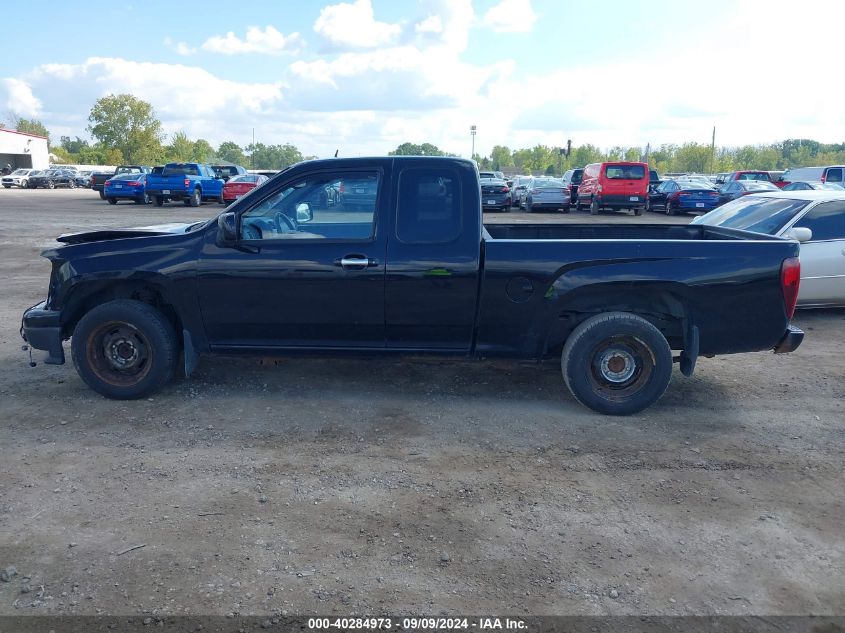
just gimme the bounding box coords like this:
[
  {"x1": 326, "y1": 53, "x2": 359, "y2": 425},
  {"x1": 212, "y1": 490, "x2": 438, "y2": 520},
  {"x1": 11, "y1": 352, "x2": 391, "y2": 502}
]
[{"x1": 1, "y1": 0, "x2": 843, "y2": 159}]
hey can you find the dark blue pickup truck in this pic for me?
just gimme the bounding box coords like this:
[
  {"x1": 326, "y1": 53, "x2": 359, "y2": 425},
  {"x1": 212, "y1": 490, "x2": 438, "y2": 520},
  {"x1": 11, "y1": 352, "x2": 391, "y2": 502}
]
[
  {"x1": 145, "y1": 162, "x2": 225, "y2": 207},
  {"x1": 21, "y1": 157, "x2": 804, "y2": 415}
]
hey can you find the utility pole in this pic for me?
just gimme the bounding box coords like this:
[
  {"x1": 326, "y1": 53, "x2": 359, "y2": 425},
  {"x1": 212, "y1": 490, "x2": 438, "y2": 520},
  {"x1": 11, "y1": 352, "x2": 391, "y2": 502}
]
[
  {"x1": 710, "y1": 126, "x2": 716, "y2": 175},
  {"x1": 470, "y1": 125, "x2": 477, "y2": 159},
  {"x1": 252, "y1": 128, "x2": 255, "y2": 170}
]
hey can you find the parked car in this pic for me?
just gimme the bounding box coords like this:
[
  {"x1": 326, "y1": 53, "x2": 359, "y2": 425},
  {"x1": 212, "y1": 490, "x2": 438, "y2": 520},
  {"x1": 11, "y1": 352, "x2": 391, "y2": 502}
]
[
  {"x1": 576, "y1": 162, "x2": 649, "y2": 215},
  {"x1": 145, "y1": 162, "x2": 225, "y2": 207},
  {"x1": 211, "y1": 164, "x2": 248, "y2": 182},
  {"x1": 717, "y1": 180, "x2": 779, "y2": 205},
  {"x1": 714, "y1": 172, "x2": 732, "y2": 187},
  {"x1": 726, "y1": 170, "x2": 774, "y2": 183},
  {"x1": 21, "y1": 156, "x2": 804, "y2": 416},
  {"x1": 222, "y1": 174, "x2": 269, "y2": 205},
  {"x1": 692, "y1": 191, "x2": 845, "y2": 307},
  {"x1": 523, "y1": 177, "x2": 569, "y2": 213},
  {"x1": 649, "y1": 169, "x2": 662, "y2": 193},
  {"x1": 768, "y1": 171, "x2": 786, "y2": 188},
  {"x1": 90, "y1": 166, "x2": 152, "y2": 199},
  {"x1": 1, "y1": 168, "x2": 36, "y2": 188},
  {"x1": 103, "y1": 173, "x2": 151, "y2": 205},
  {"x1": 781, "y1": 181, "x2": 845, "y2": 191},
  {"x1": 510, "y1": 176, "x2": 533, "y2": 208},
  {"x1": 647, "y1": 180, "x2": 720, "y2": 215},
  {"x1": 74, "y1": 171, "x2": 92, "y2": 188},
  {"x1": 561, "y1": 168, "x2": 583, "y2": 206},
  {"x1": 780, "y1": 165, "x2": 845, "y2": 189},
  {"x1": 28, "y1": 169, "x2": 78, "y2": 189},
  {"x1": 480, "y1": 177, "x2": 511, "y2": 211}
]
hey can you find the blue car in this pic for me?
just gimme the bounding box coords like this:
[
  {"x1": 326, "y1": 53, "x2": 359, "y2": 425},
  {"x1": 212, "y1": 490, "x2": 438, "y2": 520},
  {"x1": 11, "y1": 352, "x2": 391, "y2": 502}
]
[
  {"x1": 104, "y1": 173, "x2": 150, "y2": 205},
  {"x1": 647, "y1": 179, "x2": 721, "y2": 215}
]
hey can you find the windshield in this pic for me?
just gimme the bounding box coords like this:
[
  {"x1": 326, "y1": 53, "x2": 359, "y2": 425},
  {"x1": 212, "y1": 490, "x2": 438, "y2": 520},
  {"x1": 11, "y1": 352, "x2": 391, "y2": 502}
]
[
  {"x1": 229, "y1": 174, "x2": 260, "y2": 184},
  {"x1": 737, "y1": 172, "x2": 769, "y2": 180},
  {"x1": 698, "y1": 196, "x2": 809, "y2": 234},
  {"x1": 111, "y1": 173, "x2": 143, "y2": 181},
  {"x1": 605, "y1": 164, "x2": 646, "y2": 179},
  {"x1": 11, "y1": 169, "x2": 29, "y2": 175},
  {"x1": 533, "y1": 178, "x2": 563, "y2": 187}
]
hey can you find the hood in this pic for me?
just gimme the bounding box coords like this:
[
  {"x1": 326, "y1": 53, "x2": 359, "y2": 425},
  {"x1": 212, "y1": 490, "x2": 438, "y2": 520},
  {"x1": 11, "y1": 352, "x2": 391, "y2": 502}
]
[{"x1": 56, "y1": 222, "x2": 196, "y2": 245}]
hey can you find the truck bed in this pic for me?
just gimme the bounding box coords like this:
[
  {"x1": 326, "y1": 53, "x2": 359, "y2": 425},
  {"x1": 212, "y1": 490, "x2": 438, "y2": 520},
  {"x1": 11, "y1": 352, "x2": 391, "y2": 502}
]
[{"x1": 483, "y1": 223, "x2": 782, "y2": 242}]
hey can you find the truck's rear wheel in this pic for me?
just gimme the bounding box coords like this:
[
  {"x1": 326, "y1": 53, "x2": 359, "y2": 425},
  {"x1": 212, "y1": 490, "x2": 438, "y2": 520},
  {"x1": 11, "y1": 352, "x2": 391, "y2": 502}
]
[
  {"x1": 561, "y1": 312, "x2": 672, "y2": 415},
  {"x1": 189, "y1": 187, "x2": 201, "y2": 207},
  {"x1": 71, "y1": 300, "x2": 179, "y2": 400},
  {"x1": 153, "y1": 196, "x2": 164, "y2": 207}
]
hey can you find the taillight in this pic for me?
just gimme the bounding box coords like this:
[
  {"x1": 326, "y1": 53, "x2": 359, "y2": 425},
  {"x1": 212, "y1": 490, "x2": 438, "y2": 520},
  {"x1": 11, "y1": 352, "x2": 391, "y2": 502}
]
[
  {"x1": 104, "y1": 180, "x2": 111, "y2": 186},
  {"x1": 820, "y1": 172, "x2": 826, "y2": 183},
  {"x1": 781, "y1": 257, "x2": 800, "y2": 320},
  {"x1": 126, "y1": 181, "x2": 140, "y2": 186},
  {"x1": 184, "y1": 179, "x2": 190, "y2": 187},
  {"x1": 339, "y1": 183, "x2": 345, "y2": 193},
  {"x1": 501, "y1": 186, "x2": 510, "y2": 193}
]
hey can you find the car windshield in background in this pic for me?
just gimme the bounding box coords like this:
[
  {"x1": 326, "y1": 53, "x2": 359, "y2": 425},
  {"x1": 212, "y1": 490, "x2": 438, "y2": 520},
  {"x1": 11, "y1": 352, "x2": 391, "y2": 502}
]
[
  {"x1": 606, "y1": 165, "x2": 645, "y2": 179},
  {"x1": 744, "y1": 181, "x2": 778, "y2": 190},
  {"x1": 162, "y1": 165, "x2": 199, "y2": 177},
  {"x1": 702, "y1": 197, "x2": 809, "y2": 234},
  {"x1": 676, "y1": 180, "x2": 715, "y2": 189},
  {"x1": 230, "y1": 174, "x2": 260, "y2": 183},
  {"x1": 737, "y1": 172, "x2": 769, "y2": 180},
  {"x1": 533, "y1": 178, "x2": 563, "y2": 188},
  {"x1": 111, "y1": 173, "x2": 142, "y2": 181}
]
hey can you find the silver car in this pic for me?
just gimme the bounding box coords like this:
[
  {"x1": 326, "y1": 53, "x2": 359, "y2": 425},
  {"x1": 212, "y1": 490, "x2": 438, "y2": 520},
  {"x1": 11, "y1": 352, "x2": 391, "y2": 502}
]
[
  {"x1": 523, "y1": 177, "x2": 569, "y2": 213},
  {"x1": 691, "y1": 191, "x2": 845, "y2": 307},
  {"x1": 1, "y1": 168, "x2": 36, "y2": 188}
]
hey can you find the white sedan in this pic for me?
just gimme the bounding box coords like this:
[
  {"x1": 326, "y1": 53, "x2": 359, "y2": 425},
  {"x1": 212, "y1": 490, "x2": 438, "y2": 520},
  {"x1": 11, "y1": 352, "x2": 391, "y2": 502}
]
[
  {"x1": 691, "y1": 191, "x2": 845, "y2": 307},
  {"x1": 1, "y1": 168, "x2": 36, "y2": 188}
]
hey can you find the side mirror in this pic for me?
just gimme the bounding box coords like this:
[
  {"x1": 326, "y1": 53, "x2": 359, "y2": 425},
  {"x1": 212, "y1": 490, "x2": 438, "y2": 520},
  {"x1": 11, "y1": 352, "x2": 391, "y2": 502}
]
[
  {"x1": 296, "y1": 202, "x2": 313, "y2": 223},
  {"x1": 217, "y1": 211, "x2": 238, "y2": 243},
  {"x1": 785, "y1": 227, "x2": 812, "y2": 243}
]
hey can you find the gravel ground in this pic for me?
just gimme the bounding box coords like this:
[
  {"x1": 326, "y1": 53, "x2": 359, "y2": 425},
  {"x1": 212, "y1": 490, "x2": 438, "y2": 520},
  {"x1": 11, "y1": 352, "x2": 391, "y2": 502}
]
[{"x1": 0, "y1": 188, "x2": 843, "y2": 618}]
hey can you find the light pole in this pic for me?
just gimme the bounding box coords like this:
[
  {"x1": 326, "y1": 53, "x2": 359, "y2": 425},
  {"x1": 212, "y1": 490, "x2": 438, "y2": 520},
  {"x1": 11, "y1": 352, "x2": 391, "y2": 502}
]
[{"x1": 470, "y1": 125, "x2": 477, "y2": 159}]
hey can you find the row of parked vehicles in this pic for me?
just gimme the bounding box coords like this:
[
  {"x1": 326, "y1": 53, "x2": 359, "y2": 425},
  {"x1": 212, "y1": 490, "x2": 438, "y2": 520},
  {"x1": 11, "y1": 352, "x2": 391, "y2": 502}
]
[
  {"x1": 479, "y1": 163, "x2": 845, "y2": 216},
  {"x1": 0, "y1": 162, "x2": 272, "y2": 207}
]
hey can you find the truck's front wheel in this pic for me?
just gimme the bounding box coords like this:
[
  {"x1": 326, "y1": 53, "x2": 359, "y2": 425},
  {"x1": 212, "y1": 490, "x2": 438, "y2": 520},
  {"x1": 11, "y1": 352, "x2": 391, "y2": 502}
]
[
  {"x1": 561, "y1": 312, "x2": 672, "y2": 415},
  {"x1": 71, "y1": 300, "x2": 179, "y2": 400}
]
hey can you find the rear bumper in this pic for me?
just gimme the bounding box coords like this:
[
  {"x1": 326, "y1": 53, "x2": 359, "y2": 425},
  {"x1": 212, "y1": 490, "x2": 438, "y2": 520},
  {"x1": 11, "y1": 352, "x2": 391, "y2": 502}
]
[
  {"x1": 20, "y1": 301, "x2": 65, "y2": 364},
  {"x1": 529, "y1": 200, "x2": 568, "y2": 208},
  {"x1": 105, "y1": 188, "x2": 144, "y2": 198},
  {"x1": 773, "y1": 325, "x2": 804, "y2": 354},
  {"x1": 599, "y1": 194, "x2": 646, "y2": 208}
]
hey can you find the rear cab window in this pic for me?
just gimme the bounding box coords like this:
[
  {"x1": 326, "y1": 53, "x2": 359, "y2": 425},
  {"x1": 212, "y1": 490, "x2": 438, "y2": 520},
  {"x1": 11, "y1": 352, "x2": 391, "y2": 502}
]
[{"x1": 396, "y1": 168, "x2": 462, "y2": 244}]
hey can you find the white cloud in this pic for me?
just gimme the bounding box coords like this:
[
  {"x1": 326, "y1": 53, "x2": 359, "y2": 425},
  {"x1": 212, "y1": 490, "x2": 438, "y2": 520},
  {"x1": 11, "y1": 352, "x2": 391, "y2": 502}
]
[
  {"x1": 314, "y1": 0, "x2": 401, "y2": 49},
  {"x1": 482, "y1": 0, "x2": 536, "y2": 33},
  {"x1": 1, "y1": 78, "x2": 42, "y2": 116},
  {"x1": 200, "y1": 26, "x2": 304, "y2": 56},
  {"x1": 176, "y1": 42, "x2": 197, "y2": 56},
  {"x1": 415, "y1": 15, "x2": 443, "y2": 34}
]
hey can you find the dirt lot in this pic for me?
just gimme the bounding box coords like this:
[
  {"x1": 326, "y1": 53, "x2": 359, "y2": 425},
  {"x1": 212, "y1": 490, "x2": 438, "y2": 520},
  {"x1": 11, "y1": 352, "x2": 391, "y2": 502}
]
[{"x1": 0, "y1": 188, "x2": 843, "y2": 618}]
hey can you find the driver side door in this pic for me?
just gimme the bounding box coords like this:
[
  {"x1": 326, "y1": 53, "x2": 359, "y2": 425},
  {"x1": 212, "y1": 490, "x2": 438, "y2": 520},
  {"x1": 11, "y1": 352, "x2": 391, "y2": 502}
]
[{"x1": 196, "y1": 163, "x2": 388, "y2": 350}]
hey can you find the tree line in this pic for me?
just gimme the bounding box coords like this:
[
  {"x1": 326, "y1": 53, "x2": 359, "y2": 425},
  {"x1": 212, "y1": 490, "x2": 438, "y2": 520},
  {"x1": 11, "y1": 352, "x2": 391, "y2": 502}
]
[{"x1": 4, "y1": 93, "x2": 845, "y2": 174}]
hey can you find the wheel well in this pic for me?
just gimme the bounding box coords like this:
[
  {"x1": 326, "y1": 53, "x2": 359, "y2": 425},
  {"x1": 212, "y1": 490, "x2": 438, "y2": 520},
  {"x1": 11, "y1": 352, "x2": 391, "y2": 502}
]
[
  {"x1": 545, "y1": 290, "x2": 689, "y2": 356},
  {"x1": 62, "y1": 283, "x2": 183, "y2": 343}
]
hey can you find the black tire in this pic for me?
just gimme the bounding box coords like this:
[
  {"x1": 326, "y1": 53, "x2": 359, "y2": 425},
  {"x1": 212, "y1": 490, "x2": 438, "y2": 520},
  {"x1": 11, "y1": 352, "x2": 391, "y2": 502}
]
[
  {"x1": 634, "y1": 205, "x2": 642, "y2": 216},
  {"x1": 99, "y1": 190, "x2": 106, "y2": 200},
  {"x1": 526, "y1": 199, "x2": 533, "y2": 213},
  {"x1": 154, "y1": 196, "x2": 165, "y2": 207},
  {"x1": 665, "y1": 200, "x2": 676, "y2": 216},
  {"x1": 561, "y1": 312, "x2": 672, "y2": 416},
  {"x1": 22, "y1": 180, "x2": 29, "y2": 189},
  {"x1": 2, "y1": 185, "x2": 9, "y2": 189},
  {"x1": 561, "y1": 205, "x2": 570, "y2": 214},
  {"x1": 644, "y1": 197, "x2": 652, "y2": 213},
  {"x1": 107, "y1": 197, "x2": 117, "y2": 205},
  {"x1": 71, "y1": 300, "x2": 179, "y2": 400},
  {"x1": 135, "y1": 193, "x2": 150, "y2": 205},
  {"x1": 183, "y1": 198, "x2": 192, "y2": 206},
  {"x1": 189, "y1": 187, "x2": 201, "y2": 207},
  {"x1": 68, "y1": 180, "x2": 76, "y2": 189},
  {"x1": 47, "y1": 180, "x2": 55, "y2": 189},
  {"x1": 217, "y1": 194, "x2": 225, "y2": 205},
  {"x1": 590, "y1": 197, "x2": 599, "y2": 215}
]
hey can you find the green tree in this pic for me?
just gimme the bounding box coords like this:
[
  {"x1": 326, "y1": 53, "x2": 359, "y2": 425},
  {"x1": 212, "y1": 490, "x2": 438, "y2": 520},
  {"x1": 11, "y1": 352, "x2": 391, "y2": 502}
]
[
  {"x1": 87, "y1": 94, "x2": 164, "y2": 164},
  {"x1": 192, "y1": 139, "x2": 216, "y2": 163},
  {"x1": 569, "y1": 144, "x2": 604, "y2": 169},
  {"x1": 217, "y1": 141, "x2": 247, "y2": 165},
  {"x1": 388, "y1": 142, "x2": 447, "y2": 156},
  {"x1": 15, "y1": 117, "x2": 50, "y2": 140},
  {"x1": 245, "y1": 142, "x2": 304, "y2": 170},
  {"x1": 166, "y1": 131, "x2": 195, "y2": 162},
  {"x1": 490, "y1": 145, "x2": 514, "y2": 171}
]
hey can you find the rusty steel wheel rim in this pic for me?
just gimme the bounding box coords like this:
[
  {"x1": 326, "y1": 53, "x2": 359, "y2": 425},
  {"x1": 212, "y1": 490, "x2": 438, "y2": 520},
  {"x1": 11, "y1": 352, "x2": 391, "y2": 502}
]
[
  {"x1": 588, "y1": 335, "x2": 655, "y2": 402},
  {"x1": 86, "y1": 320, "x2": 153, "y2": 387}
]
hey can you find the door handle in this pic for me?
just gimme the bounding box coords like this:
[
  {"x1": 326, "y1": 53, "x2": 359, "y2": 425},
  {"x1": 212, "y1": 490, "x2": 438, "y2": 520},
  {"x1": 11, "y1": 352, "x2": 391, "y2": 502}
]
[{"x1": 334, "y1": 255, "x2": 378, "y2": 269}]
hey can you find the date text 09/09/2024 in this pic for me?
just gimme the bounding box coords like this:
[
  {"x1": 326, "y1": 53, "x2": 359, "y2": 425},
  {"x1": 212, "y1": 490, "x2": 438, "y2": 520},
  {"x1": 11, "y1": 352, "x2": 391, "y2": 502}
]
[{"x1": 307, "y1": 617, "x2": 527, "y2": 629}]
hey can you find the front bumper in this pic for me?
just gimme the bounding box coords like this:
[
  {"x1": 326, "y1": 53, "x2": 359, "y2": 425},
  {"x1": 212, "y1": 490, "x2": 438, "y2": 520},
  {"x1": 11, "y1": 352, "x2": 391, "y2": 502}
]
[
  {"x1": 773, "y1": 325, "x2": 804, "y2": 354},
  {"x1": 21, "y1": 301, "x2": 65, "y2": 365}
]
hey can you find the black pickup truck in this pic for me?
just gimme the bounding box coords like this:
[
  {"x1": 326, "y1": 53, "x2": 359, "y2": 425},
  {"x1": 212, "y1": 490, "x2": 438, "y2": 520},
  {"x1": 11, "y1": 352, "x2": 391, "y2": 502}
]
[
  {"x1": 90, "y1": 165, "x2": 152, "y2": 199},
  {"x1": 21, "y1": 157, "x2": 804, "y2": 415}
]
